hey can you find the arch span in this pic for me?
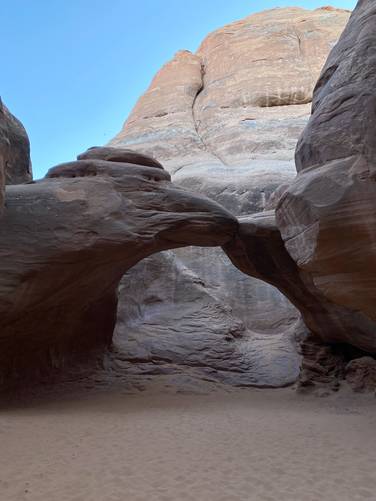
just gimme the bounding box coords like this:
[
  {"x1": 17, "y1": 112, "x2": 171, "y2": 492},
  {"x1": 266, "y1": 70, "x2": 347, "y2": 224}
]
[
  {"x1": 0, "y1": 146, "x2": 237, "y2": 379},
  {"x1": 224, "y1": 212, "x2": 376, "y2": 353}
]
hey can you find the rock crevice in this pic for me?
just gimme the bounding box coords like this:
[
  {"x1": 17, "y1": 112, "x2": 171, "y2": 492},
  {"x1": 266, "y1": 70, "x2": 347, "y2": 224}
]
[{"x1": 191, "y1": 62, "x2": 228, "y2": 167}]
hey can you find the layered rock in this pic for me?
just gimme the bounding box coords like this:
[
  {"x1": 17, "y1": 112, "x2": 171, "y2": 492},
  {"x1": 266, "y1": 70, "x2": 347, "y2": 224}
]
[
  {"x1": 0, "y1": 100, "x2": 32, "y2": 186},
  {"x1": 0, "y1": 146, "x2": 236, "y2": 381},
  {"x1": 112, "y1": 7, "x2": 349, "y2": 214},
  {"x1": 108, "y1": 6, "x2": 349, "y2": 387},
  {"x1": 0, "y1": 104, "x2": 6, "y2": 210},
  {"x1": 276, "y1": 0, "x2": 376, "y2": 352},
  {"x1": 224, "y1": 212, "x2": 376, "y2": 352},
  {"x1": 6, "y1": 4, "x2": 376, "y2": 390},
  {"x1": 221, "y1": 0, "x2": 376, "y2": 380},
  {"x1": 0, "y1": 100, "x2": 32, "y2": 212},
  {"x1": 111, "y1": 252, "x2": 301, "y2": 388}
]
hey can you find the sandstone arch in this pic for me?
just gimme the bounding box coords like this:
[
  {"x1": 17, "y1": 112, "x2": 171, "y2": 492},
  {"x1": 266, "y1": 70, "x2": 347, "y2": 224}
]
[{"x1": 0, "y1": 146, "x2": 237, "y2": 380}]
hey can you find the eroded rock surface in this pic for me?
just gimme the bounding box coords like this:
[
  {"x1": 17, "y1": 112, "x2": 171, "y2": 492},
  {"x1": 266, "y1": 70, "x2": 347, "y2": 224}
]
[
  {"x1": 0, "y1": 100, "x2": 32, "y2": 186},
  {"x1": 346, "y1": 358, "x2": 376, "y2": 393},
  {"x1": 6, "y1": 5, "x2": 375, "y2": 390},
  {"x1": 112, "y1": 7, "x2": 349, "y2": 173},
  {"x1": 77, "y1": 146, "x2": 164, "y2": 169},
  {"x1": 0, "y1": 106, "x2": 6, "y2": 210},
  {"x1": 223, "y1": 209, "x2": 376, "y2": 392},
  {"x1": 224, "y1": 212, "x2": 375, "y2": 348},
  {"x1": 0, "y1": 100, "x2": 32, "y2": 212},
  {"x1": 276, "y1": 0, "x2": 376, "y2": 352},
  {"x1": 111, "y1": 252, "x2": 301, "y2": 388},
  {"x1": 109, "y1": 7, "x2": 349, "y2": 388},
  {"x1": 0, "y1": 146, "x2": 236, "y2": 381},
  {"x1": 112, "y1": 7, "x2": 349, "y2": 213}
]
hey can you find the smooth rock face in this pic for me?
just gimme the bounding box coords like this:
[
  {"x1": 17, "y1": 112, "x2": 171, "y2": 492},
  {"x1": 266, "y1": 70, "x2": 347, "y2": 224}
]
[
  {"x1": 222, "y1": 210, "x2": 376, "y2": 390},
  {"x1": 112, "y1": 7, "x2": 349, "y2": 214},
  {"x1": 110, "y1": 7, "x2": 349, "y2": 387},
  {"x1": 224, "y1": 212, "x2": 376, "y2": 353},
  {"x1": 277, "y1": 0, "x2": 376, "y2": 352},
  {"x1": 0, "y1": 147, "x2": 236, "y2": 380}
]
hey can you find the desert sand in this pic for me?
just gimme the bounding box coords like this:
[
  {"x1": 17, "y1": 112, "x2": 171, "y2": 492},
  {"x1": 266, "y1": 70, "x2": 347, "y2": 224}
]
[{"x1": 1, "y1": 386, "x2": 376, "y2": 501}]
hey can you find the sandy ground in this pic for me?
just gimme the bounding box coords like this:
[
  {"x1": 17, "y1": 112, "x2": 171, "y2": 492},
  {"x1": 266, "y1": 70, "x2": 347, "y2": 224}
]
[{"x1": 1, "y1": 387, "x2": 376, "y2": 501}]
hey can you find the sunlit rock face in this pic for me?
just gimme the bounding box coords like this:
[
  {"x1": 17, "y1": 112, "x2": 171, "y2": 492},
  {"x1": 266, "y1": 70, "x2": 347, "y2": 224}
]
[
  {"x1": 276, "y1": 0, "x2": 376, "y2": 352},
  {"x1": 109, "y1": 6, "x2": 350, "y2": 386},
  {"x1": 112, "y1": 6, "x2": 349, "y2": 213}
]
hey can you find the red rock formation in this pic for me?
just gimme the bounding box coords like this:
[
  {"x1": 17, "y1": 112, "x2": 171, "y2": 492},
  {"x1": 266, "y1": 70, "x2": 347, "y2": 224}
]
[
  {"x1": 112, "y1": 7, "x2": 349, "y2": 197},
  {"x1": 276, "y1": 0, "x2": 376, "y2": 352},
  {"x1": 5, "y1": 4, "x2": 376, "y2": 389},
  {"x1": 108, "y1": 7, "x2": 350, "y2": 387},
  {"x1": 0, "y1": 100, "x2": 32, "y2": 188},
  {"x1": 224, "y1": 211, "x2": 376, "y2": 352},
  {"x1": 114, "y1": 1, "x2": 376, "y2": 356},
  {"x1": 0, "y1": 146, "x2": 236, "y2": 381}
]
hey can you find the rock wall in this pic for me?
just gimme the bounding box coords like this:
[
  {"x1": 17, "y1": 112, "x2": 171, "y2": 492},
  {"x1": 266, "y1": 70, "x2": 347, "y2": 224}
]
[
  {"x1": 112, "y1": 7, "x2": 349, "y2": 213},
  {"x1": 113, "y1": 253, "x2": 300, "y2": 388},
  {"x1": 4, "y1": 3, "x2": 376, "y2": 390},
  {"x1": 0, "y1": 100, "x2": 32, "y2": 212},
  {"x1": 0, "y1": 100, "x2": 32, "y2": 185},
  {"x1": 109, "y1": 7, "x2": 349, "y2": 387},
  {"x1": 275, "y1": 0, "x2": 376, "y2": 352}
]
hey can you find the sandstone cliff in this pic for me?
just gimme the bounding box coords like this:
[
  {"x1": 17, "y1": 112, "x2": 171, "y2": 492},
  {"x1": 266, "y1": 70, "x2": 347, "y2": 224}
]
[
  {"x1": 108, "y1": 6, "x2": 350, "y2": 387},
  {"x1": 112, "y1": 6, "x2": 349, "y2": 213},
  {"x1": 3, "y1": 4, "x2": 376, "y2": 392},
  {"x1": 0, "y1": 100, "x2": 32, "y2": 212},
  {"x1": 276, "y1": 0, "x2": 376, "y2": 352}
]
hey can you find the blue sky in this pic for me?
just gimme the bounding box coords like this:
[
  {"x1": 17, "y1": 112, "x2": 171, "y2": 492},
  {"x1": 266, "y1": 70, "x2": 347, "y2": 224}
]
[{"x1": 2, "y1": 0, "x2": 356, "y2": 179}]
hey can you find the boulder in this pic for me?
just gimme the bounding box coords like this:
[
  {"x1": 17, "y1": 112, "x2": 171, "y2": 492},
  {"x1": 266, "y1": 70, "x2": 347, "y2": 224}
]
[
  {"x1": 77, "y1": 146, "x2": 164, "y2": 169},
  {"x1": 345, "y1": 357, "x2": 376, "y2": 393}
]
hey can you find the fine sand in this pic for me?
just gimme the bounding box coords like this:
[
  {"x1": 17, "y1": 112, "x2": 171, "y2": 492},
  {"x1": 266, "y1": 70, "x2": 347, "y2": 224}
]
[{"x1": 1, "y1": 387, "x2": 376, "y2": 501}]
